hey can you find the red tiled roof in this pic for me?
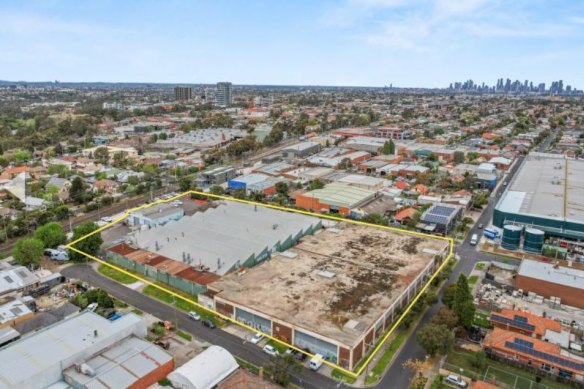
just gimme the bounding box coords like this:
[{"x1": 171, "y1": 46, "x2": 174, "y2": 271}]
[
  {"x1": 490, "y1": 309, "x2": 561, "y2": 337},
  {"x1": 394, "y1": 181, "x2": 410, "y2": 190},
  {"x1": 394, "y1": 208, "x2": 417, "y2": 222}
]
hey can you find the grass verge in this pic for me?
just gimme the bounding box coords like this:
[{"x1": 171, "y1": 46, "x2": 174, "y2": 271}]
[
  {"x1": 331, "y1": 369, "x2": 357, "y2": 385},
  {"x1": 177, "y1": 330, "x2": 192, "y2": 341},
  {"x1": 97, "y1": 264, "x2": 138, "y2": 284},
  {"x1": 142, "y1": 284, "x2": 216, "y2": 322},
  {"x1": 468, "y1": 275, "x2": 479, "y2": 286},
  {"x1": 235, "y1": 356, "x2": 260, "y2": 375},
  {"x1": 364, "y1": 329, "x2": 408, "y2": 385}
]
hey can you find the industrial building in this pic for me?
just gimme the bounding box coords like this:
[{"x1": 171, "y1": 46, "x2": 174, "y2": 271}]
[
  {"x1": 156, "y1": 129, "x2": 246, "y2": 150},
  {"x1": 281, "y1": 141, "x2": 321, "y2": 159},
  {"x1": 0, "y1": 311, "x2": 173, "y2": 389},
  {"x1": 106, "y1": 243, "x2": 219, "y2": 295},
  {"x1": 295, "y1": 182, "x2": 377, "y2": 216},
  {"x1": 0, "y1": 266, "x2": 39, "y2": 296},
  {"x1": 494, "y1": 153, "x2": 584, "y2": 242},
  {"x1": 168, "y1": 345, "x2": 238, "y2": 389},
  {"x1": 128, "y1": 202, "x2": 185, "y2": 227},
  {"x1": 0, "y1": 298, "x2": 35, "y2": 330},
  {"x1": 195, "y1": 166, "x2": 237, "y2": 187},
  {"x1": 129, "y1": 201, "x2": 322, "y2": 276},
  {"x1": 227, "y1": 173, "x2": 285, "y2": 196},
  {"x1": 208, "y1": 222, "x2": 449, "y2": 370},
  {"x1": 320, "y1": 172, "x2": 390, "y2": 191},
  {"x1": 515, "y1": 259, "x2": 584, "y2": 309},
  {"x1": 420, "y1": 204, "x2": 463, "y2": 234}
]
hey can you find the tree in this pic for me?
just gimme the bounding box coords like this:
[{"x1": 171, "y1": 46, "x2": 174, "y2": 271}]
[
  {"x1": 178, "y1": 177, "x2": 192, "y2": 192},
  {"x1": 265, "y1": 354, "x2": 301, "y2": 387},
  {"x1": 210, "y1": 185, "x2": 225, "y2": 195},
  {"x1": 453, "y1": 274, "x2": 475, "y2": 328},
  {"x1": 93, "y1": 146, "x2": 110, "y2": 164},
  {"x1": 416, "y1": 323, "x2": 454, "y2": 356},
  {"x1": 308, "y1": 179, "x2": 324, "y2": 190},
  {"x1": 12, "y1": 238, "x2": 44, "y2": 267},
  {"x1": 471, "y1": 350, "x2": 487, "y2": 370},
  {"x1": 34, "y1": 222, "x2": 66, "y2": 248},
  {"x1": 381, "y1": 139, "x2": 395, "y2": 155},
  {"x1": 275, "y1": 181, "x2": 289, "y2": 197},
  {"x1": 431, "y1": 307, "x2": 459, "y2": 329},
  {"x1": 70, "y1": 176, "x2": 86, "y2": 203},
  {"x1": 403, "y1": 359, "x2": 426, "y2": 389},
  {"x1": 453, "y1": 151, "x2": 465, "y2": 164},
  {"x1": 442, "y1": 283, "x2": 457, "y2": 309},
  {"x1": 69, "y1": 222, "x2": 103, "y2": 261}
]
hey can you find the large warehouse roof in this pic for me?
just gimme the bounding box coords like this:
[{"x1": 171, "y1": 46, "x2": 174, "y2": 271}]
[
  {"x1": 497, "y1": 154, "x2": 584, "y2": 224},
  {"x1": 62, "y1": 336, "x2": 172, "y2": 389},
  {"x1": 211, "y1": 222, "x2": 449, "y2": 347},
  {"x1": 518, "y1": 259, "x2": 584, "y2": 291},
  {"x1": 168, "y1": 345, "x2": 238, "y2": 389},
  {"x1": 300, "y1": 182, "x2": 376, "y2": 209},
  {"x1": 132, "y1": 201, "x2": 321, "y2": 275},
  {"x1": 0, "y1": 312, "x2": 146, "y2": 389}
]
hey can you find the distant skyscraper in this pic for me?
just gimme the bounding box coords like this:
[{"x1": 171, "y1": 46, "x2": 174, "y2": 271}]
[
  {"x1": 215, "y1": 82, "x2": 233, "y2": 107},
  {"x1": 174, "y1": 86, "x2": 192, "y2": 101}
]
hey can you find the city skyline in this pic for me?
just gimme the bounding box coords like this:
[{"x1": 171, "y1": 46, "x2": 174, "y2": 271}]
[{"x1": 1, "y1": 1, "x2": 584, "y2": 88}]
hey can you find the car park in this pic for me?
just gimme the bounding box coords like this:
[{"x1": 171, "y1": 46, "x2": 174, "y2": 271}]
[
  {"x1": 187, "y1": 311, "x2": 200, "y2": 321},
  {"x1": 250, "y1": 333, "x2": 264, "y2": 344},
  {"x1": 202, "y1": 319, "x2": 216, "y2": 329},
  {"x1": 262, "y1": 345, "x2": 278, "y2": 357}
]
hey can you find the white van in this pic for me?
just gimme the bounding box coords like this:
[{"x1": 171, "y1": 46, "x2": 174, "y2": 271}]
[
  {"x1": 470, "y1": 233, "x2": 478, "y2": 246},
  {"x1": 51, "y1": 250, "x2": 69, "y2": 261},
  {"x1": 309, "y1": 354, "x2": 324, "y2": 371}
]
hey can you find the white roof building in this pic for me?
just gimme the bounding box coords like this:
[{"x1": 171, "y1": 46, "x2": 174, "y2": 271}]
[{"x1": 168, "y1": 345, "x2": 238, "y2": 389}]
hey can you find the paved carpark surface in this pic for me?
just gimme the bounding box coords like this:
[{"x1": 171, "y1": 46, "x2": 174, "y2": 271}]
[{"x1": 61, "y1": 264, "x2": 345, "y2": 389}]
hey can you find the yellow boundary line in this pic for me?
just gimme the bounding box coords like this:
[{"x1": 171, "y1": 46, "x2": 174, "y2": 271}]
[{"x1": 66, "y1": 190, "x2": 454, "y2": 378}]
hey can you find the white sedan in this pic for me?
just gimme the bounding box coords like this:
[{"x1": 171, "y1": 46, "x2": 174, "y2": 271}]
[{"x1": 250, "y1": 333, "x2": 264, "y2": 344}]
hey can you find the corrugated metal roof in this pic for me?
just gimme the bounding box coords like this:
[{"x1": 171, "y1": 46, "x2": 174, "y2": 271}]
[
  {"x1": 301, "y1": 182, "x2": 376, "y2": 208},
  {"x1": 0, "y1": 312, "x2": 146, "y2": 389},
  {"x1": 518, "y1": 259, "x2": 584, "y2": 291}
]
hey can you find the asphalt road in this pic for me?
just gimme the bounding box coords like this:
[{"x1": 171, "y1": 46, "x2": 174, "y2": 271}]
[{"x1": 61, "y1": 265, "x2": 344, "y2": 389}]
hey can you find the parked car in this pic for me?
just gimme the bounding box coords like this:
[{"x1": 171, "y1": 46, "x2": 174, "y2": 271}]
[
  {"x1": 86, "y1": 302, "x2": 99, "y2": 312},
  {"x1": 154, "y1": 340, "x2": 170, "y2": 350},
  {"x1": 444, "y1": 374, "x2": 468, "y2": 388},
  {"x1": 262, "y1": 345, "x2": 279, "y2": 357},
  {"x1": 477, "y1": 223, "x2": 483, "y2": 229},
  {"x1": 187, "y1": 311, "x2": 200, "y2": 321},
  {"x1": 202, "y1": 319, "x2": 216, "y2": 329},
  {"x1": 50, "y1": 250, "x2": 69, "y2": 261},
  {"x1": 250, "y1": 333, "x2": 264, "y2": 344}
]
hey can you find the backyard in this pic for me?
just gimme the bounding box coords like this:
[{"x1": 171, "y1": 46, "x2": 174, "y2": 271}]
[{"x1": 445, "y1": 349, "x2": 574, "y2": 389}]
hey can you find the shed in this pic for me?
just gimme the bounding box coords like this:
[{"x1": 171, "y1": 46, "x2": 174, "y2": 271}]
[{"x1": 168, "y1": 345, "x2": 238, "y2": 389}]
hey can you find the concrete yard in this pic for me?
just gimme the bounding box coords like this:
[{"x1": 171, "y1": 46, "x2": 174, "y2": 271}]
[{"x1": 211, "y1": 222, "x2": 449, "y2": 347}]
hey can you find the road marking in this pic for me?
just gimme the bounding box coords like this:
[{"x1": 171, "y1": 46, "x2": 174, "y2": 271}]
[{"x1": 67, "y1": 189, "x2": 454, "y2": 378}]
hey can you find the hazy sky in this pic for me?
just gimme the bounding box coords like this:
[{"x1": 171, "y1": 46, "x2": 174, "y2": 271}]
[{"x1": 1, "y1": 0, "x2": 583, "y2": 87}]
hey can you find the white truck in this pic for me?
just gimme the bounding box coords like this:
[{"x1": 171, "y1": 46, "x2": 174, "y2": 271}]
[{"x1": 309, "y1": 354, "x2": 324, "y2": 371}]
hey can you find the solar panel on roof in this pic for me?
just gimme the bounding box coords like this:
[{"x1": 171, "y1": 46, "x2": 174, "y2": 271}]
[
  {"x1": 514, "y1": 315, "x2": 528, "y2": 323},
  {"x1": 504, "y1": 341, "x2": 584, "y2": 371}
]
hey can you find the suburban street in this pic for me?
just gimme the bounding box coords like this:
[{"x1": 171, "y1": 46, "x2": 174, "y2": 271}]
[
  {"x1": 60, "y1": 131, "x2": 556, "y2": 389},
  {"x1": 61, "y1": 264, "x2": 344, "y2": 389},
  {"x1": 380, "y1": 129, "x2": 557, "y2": 389}
]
